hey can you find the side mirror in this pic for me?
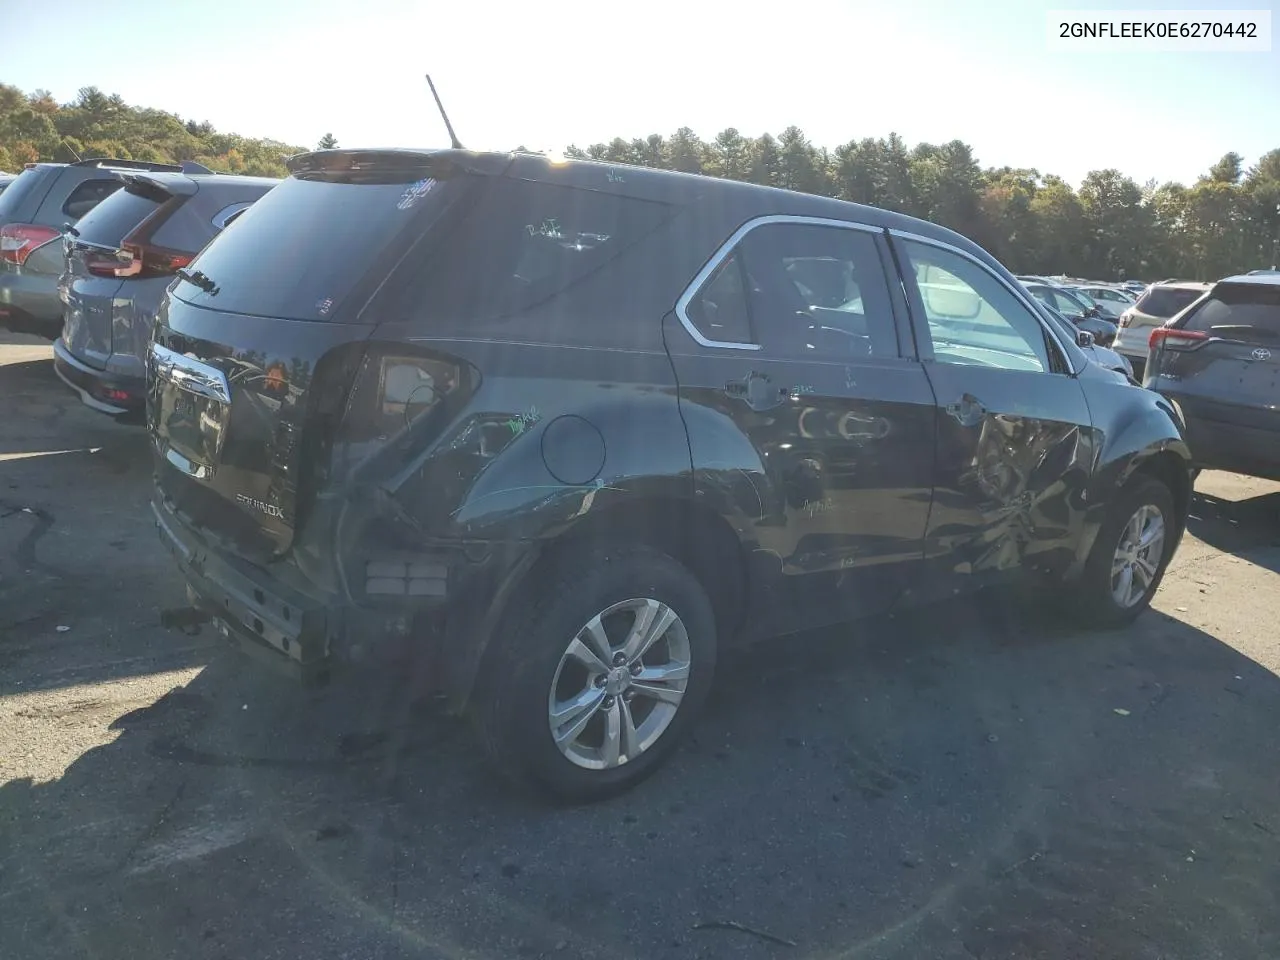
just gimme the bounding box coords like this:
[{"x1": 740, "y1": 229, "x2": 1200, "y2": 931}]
[
  {"x1": 1076, "y1": 330, "x2": 1095, "y2": 348},
  {"x1": 920, "y1": 283, "x2": 981, "y2": 320}
]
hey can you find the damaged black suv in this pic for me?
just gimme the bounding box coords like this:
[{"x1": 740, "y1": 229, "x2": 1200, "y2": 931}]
[{"x1": 149, "y1": 148, "x2": 1192, "y2": 801}]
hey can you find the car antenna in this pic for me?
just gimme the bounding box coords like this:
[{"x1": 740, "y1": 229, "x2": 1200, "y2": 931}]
[
  {"x1": 425, "y1": 74, "x2": 463, "y2": 150},
  {"x1": 61, "y1": 138, "x2": 83, "y2": 162}
]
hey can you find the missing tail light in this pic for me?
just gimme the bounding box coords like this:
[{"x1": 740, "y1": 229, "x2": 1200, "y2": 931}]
[
  {"x1": 0, "y1": 223, "x2": 60, "y2": 266},
  {"x1": 1148, "y1": 327, "x2": 1208, "y2": 350}
]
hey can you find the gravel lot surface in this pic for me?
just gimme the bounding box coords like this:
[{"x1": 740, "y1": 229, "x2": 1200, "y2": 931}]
[{"x1": 3, "y1": 331, "x2": 1279, "y2": 960}]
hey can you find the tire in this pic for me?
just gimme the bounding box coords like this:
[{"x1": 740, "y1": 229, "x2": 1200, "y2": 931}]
[
  {"x1": 470, "y1": 544, "x2": 717, "y2": 804},
  {"x1": 1070, "y1": 476, "x2": 1175, "y2": 628}
]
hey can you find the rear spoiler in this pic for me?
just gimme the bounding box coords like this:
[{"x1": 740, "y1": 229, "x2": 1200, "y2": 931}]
[
  {"x1": 72, "y1": 157, "x2": 212, "y2": 175},
  {"x1": 286, "y1": 148, "x2": 512, "y2": 180},
  {"x1": 117, "y1": 172, "x2": 199, "y2": 200}
]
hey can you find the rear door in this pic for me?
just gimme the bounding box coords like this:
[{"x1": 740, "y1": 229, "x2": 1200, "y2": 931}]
[
  {"x1": 665, "y1": 217, "x2": 937, "y2": 635},
  {"x1": 891, "y1": 234, "x2": 1095, "y2": 580}
]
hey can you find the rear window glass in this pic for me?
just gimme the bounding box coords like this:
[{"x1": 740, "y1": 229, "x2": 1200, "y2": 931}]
[
  {"x1": 172, "y1": 174, "x2": 462, "y2": 321},
  {"x1": 62, "y1": 179, "x2": 124, "y2": 220},
  {"x1": 1182, "y1": 283, "x2": 1280, "y2": 342},
  {"x1": 1136, "y1": 286, "x2": 1204, "y2": 318},
  {"x1": 398, "y1": 177, "x2": 674, "y2": 324},
  {"x1": 72, "y1": 188, "x2": 163, "y2": 247},
  {"x1": 150, "y1": 195, "x2": 234, "y2": 253},
  {"x1": 0, "y1": 169, "x2": 49, "y2": 221}
]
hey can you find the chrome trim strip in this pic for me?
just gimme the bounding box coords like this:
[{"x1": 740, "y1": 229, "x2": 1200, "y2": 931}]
[
  {"x1": 150, "y1": 343, "x2": 232, "y2": 404},
  {"x1": 887, "y1": 228, "x2": 1078, "y2": 371},
  {"x1": 674, "y1": 214, "x2": 882, "y2": 352}
]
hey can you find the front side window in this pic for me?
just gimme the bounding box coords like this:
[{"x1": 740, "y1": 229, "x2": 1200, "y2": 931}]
[
  {"x1": 902, "y1": 240, "x2": 1053, "y2": 373},
  {"x1": 1050, "y1": 289, "x2": 1086, "y2": 316}
]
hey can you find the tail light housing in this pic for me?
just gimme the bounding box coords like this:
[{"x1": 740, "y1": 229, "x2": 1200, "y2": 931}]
[
  {"x1": 0, "y1": 224, "x2": 60, "y2": 266},
  {"x1": 85, "y1": 241, "x2": 193, "y2": 279},
  {"x1": 1118, "y1": 310, "x2": 1133, "y2": 328},
  {"x1": 1149, "y1": 327, "x2": 1207, "y2": 350}
]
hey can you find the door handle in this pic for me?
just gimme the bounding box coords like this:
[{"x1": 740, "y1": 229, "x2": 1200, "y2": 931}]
[{"x1": 945, "y1": 393, "x2": 987, "y2": 427}]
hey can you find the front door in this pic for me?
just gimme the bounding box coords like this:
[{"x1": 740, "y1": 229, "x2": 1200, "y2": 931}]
[
  {"x1": 891, "y1": 235, "x2": 1096, "y2": 586},
  {"x1": 664, "y1": 218, "x2": 937, "y2": 636}
]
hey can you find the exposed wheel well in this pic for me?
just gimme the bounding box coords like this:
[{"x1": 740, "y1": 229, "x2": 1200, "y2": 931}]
[
  {"x1": 1132, "y1": 451, "x2": 1192, "y2": 530},
  {"x1": 529, "y1": 497, "x2": 749, "y2": 647}
]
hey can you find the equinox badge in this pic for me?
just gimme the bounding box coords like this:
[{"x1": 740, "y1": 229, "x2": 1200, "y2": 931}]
[{"x1": 236, "y1": 494, "x2": 284, "y2": 519}]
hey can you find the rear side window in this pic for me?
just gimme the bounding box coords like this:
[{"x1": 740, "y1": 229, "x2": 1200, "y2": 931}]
[
  {"x1": 173, "y1": 174, "x2": 464, "y2": 321},
  {"x1": 1182, "y1": 283, "x2": 1280, "y2": 342},
  {"x1": 1136, "y1": 286, "x2": 1204, "y2": 318},
  {"x1": 403, "y1": 178, "x2": 673, "y2": 324},
  {"x1": 72, "y1": 188, "x2": 163, "y2": 247},
  {"x1": 686, "y1": 251, "x2": 754, "y2": 344},
  {"x1": 742, "y1": 222, "x2": 898, "y2": 359},
  {"x1": 0, "y1": 169, "x2": 49, "y2": 221},
  {"x1": 61, "y1": 179, "x2": 124, "y2": 220},
  {"x1": 151, "y1": 198, "x2": 219, "y2": 253}
]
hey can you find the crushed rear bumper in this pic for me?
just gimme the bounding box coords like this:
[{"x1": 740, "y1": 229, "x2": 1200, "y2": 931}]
[{"x1": 153, "y1": 497, "x2": 335, "y2": 682}]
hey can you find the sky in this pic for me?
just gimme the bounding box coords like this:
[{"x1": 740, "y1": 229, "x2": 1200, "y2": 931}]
[{"x1": 2, "y1": 0, "x2": 1277, "y2": 188}]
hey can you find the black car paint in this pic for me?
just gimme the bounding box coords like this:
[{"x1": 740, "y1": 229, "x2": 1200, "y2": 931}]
[{"x1": 149, "y1": 149, "x2": 1192, "y2": 698}]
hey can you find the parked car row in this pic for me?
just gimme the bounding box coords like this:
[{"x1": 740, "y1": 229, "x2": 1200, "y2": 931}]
[
  {"x1": 131, "y1": 146, "x2": 1197, "y2": 801},
  {"x1": 1013, "y1": 269, "x2": 1280, "y2": 483},
  {"x1": 54, "y1": 169, "x2": 277, "y2": 414},
  {"x1": 0, "y1": 157, "x2": 277, "y2": 413},
  {"x1": 1, "y1": 158, "x2": 210, "y2": 337},
  {"x1": 1144, "y1": 272, "x2": 1280, "y2": 482}
]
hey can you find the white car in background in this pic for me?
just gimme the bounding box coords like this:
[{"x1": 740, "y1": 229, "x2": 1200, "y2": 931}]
[
  {"x1": 1072, "y1": 284, "x2": 1137, "y2": 320},
  {"x1": 1113, "y1": 281, "x2": 1211, "y2": 377}
]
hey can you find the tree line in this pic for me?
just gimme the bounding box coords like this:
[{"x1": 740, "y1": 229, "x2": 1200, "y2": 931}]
[
  {"x1": 0, "y1": 84, "x2": 304, "y2": 179},
  {"x1": 563, "y1": 128, "x2": 1279, "y2": 282},
  {"x1": 3, "y1": 85, "x2": 1277, "y2": 281}
]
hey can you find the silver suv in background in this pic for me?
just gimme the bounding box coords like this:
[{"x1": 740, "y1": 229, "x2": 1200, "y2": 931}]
[
  {"x1": 1114, "y1": 281, "x2": 1210, "y2": 377},
  {"x1": 1145, "y1": 274, "x2": 1280, "y2": 481},
  {"x1": 0, "y1": 158, "x2": 210, "y2": 338},
  {"x1": 53, "y1": 170, "x2": 277, "y2": 417},
  {"x1": 1072, "y1": 284, "x2": 1136, "y2": 320}
]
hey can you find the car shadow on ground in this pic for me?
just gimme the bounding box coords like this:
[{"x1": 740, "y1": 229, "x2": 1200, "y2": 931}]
[
  {"x1": 3, "y1": 591, "x2": 1279, "y2": 960},
  {"x1": 1187, "y1": 488, "x2": 1280, "y2": 572}
]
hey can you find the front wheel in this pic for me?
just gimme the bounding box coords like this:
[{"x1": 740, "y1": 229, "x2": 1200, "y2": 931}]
[
  {"x1": 1070, "y1": 477, "x2": 1175, "y2": 627},
  {"x1": 470, "y1": 545, "x2": 717, "y2": 803}
]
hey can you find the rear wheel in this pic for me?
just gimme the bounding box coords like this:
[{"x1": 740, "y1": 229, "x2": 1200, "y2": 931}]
[
  {"x1": 1071, "y1": 477, "x2": 1174, "y2": 627},
  {"x1": 470, "y1": 545, "x2": 717, "y2": 803}
]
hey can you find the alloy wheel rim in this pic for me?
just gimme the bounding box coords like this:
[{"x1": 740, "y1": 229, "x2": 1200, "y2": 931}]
[
  {"x1": 1111, "y1": 503, "x2": 1166, "y2": 608},
  {"x1": 547, "y1": 598, "x2": 691, "y2": 770}
]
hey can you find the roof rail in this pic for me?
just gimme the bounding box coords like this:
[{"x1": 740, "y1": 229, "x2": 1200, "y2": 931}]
[{"x1": 71, "y1": 157, "x2": 186, "y2": 173}]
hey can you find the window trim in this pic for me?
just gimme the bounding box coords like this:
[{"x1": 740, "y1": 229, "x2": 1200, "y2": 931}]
[
  {"x1": 888, "y1": 229, "x2": 1078, "y2": 374},
  {"x1": 212, "y1": 202, "x2": 255, "y2": 231},
  {"x1": 675, "y1": 214, "x2": 884, "y2": 352}
]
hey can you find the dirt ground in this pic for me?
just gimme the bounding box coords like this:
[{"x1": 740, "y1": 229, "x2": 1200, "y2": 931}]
[{"x1": 2, "y1": 331, "x2": 1279, "y2": 960}]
